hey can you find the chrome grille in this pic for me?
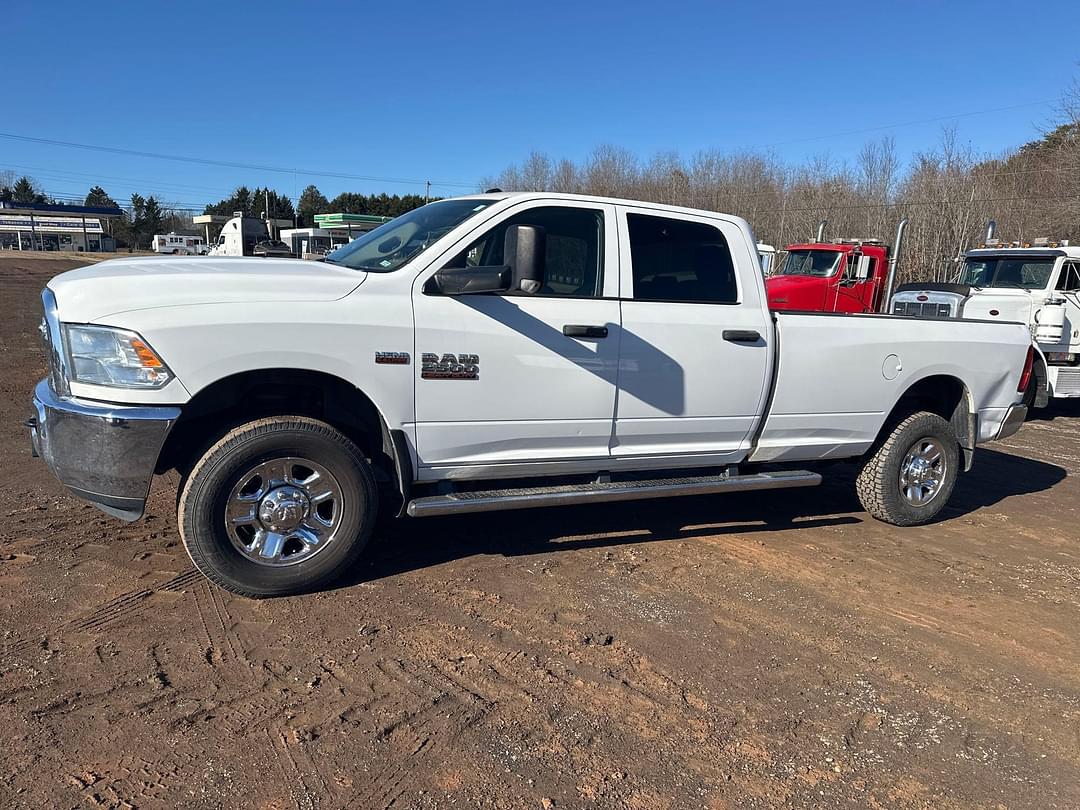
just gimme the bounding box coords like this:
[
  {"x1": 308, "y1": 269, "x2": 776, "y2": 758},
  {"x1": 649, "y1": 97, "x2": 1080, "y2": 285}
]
[
  {"x1": 1055, "y1": 367, "x2": 1080, "y2": 396},
  {"x1": 892, "y1": 300, "x2": 954, "y2": 318}
]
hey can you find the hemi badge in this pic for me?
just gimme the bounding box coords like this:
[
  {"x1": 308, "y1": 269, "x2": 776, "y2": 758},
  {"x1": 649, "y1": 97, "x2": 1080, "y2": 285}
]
[{"x1": 375, "y1": 352, "x2": 410, "y2": 365}]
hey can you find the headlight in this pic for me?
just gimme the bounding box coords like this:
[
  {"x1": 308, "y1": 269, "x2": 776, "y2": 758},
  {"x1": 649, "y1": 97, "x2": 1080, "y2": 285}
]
[{"x1": 64, "y1": 325, "x2": 173, "y2": 389}]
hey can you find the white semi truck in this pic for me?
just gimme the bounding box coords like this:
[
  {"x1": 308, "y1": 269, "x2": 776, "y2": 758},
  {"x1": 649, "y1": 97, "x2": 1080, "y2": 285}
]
[
  {"x1": 30, "y1": 192, "x2": 1032, "y2": 596},
  {"x1": 891, "y1": 238, "x2": 1080, "y2": 406},
  {"x1": 207, "y1": 212, "x2": 272, "y2": 257}
]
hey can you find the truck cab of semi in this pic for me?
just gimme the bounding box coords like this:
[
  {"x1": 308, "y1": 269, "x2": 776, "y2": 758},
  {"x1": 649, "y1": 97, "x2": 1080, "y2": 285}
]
[
  {"x1": 208, "y1": 212, "x2": 272, "y2": 257},
  {"x1": 765, "y1": 221, "x2": 906, "y2": 314},
  {"x1": 757, "y1": 242, "x2": 777, "y2": 275},
  {"x1": 891, "y1": 237, "x2": 1080, "y2": 405}
]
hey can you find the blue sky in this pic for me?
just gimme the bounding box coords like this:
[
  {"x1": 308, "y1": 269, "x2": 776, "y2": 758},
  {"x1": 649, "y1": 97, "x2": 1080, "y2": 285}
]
[{"x1": 4, "y1": 0, "x2": 1077, "y2": 209}]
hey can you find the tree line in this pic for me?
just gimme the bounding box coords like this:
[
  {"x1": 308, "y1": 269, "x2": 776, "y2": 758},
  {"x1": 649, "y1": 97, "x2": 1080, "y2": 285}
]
[
  {"x1": 481, "y1": 89, "x2": 1080, "y2": 285},
  {"x1": 204, "y1": 185, "x2": 432, "y2": 228},
  {"x1": 2, "y1": 170, "x2": 435, "y2": 249}
]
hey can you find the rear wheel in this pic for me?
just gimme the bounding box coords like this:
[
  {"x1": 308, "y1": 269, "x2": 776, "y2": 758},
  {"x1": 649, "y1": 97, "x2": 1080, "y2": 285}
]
[
  {"x1": 855, "y1": 411, "x2": 959, "y2": 527},
  {"x1": 178, "y1": 416, "x2": 377, "y2": 597},
  {"x1": 1021, "y1": 377, "x2": 1038, "y2": 410}
]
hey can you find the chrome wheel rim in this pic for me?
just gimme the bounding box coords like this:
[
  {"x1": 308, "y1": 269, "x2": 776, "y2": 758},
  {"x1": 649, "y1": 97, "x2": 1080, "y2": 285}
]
[
  {"x1": 225, "y1": 456, "x2": 343, "y2": 567},
  {"x1": 898, "y1": 438, "x2": 947, "y2": 507}
]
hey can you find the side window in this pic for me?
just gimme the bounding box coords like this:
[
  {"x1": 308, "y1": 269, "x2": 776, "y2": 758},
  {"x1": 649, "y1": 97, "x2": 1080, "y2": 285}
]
[
  {"x1": 627, "y1": 213, "x2": 738, "y2": 303},
  {"x1": 447, "y1": 206, "x2": 604, "y2": 297},
  {"x1": 1056, "y1": 263, "x2": 1080, "y2": 292}
]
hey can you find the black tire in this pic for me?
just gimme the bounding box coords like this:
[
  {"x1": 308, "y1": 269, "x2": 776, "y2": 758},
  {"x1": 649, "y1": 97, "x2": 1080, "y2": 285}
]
[
  {"x1": 1021, "y1": 377, "x2": 1037, "y2": 411},
  {"x1": 178, "y1": 416, "x2": 377, "y2": 597},
  {"x1": 855, "y1": 411, "x2": 960, "y2": 527}
]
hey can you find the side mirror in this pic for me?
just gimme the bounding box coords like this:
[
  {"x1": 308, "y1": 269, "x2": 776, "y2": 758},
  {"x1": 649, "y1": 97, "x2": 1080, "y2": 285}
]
[
  {"x1": 427, "y1": 223, "x2": 547, "y2": 296},
  {"x1": 855, "y1": 254, "x2": 871, "y2": 280},
  {"x1": 504, "y1": 224, "x2": 546, "y2": 294}
]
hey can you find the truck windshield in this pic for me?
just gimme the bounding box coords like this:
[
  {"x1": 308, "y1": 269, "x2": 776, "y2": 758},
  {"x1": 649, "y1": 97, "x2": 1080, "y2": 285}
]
[
  {"x1": 959, "y1": 257, "x2": 1055, "y2": 289},
  {"x1": 325, "y1": 199, "x2": 496, "y2": 272},
  {"x1": 777, "y1": 249, "x2": 842, "y2": 277}
]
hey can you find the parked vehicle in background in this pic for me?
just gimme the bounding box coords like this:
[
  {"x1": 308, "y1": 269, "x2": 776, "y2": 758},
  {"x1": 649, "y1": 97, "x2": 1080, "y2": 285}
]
[
  {"x1": 767, "y1": 220, "x2": 908, "y2": 313},
  {"x1": 208, "y1": 212, "x2": 272, "y2": 257},
  {"x1": 151, "y1": 233, "x2": 208, "y2": 255},
  {"x1": 29, "y1": 192, "x2": 1030, "y2": 597},
  {"x1": 892, "y1": 236, "x2": 1080, "y2": 406},
  {"x1": 252, "y1": 239, "x2": 293, "y2": 258},
  {"x1": 757, "y1": 242, "x2": 777, "y2": 275}
]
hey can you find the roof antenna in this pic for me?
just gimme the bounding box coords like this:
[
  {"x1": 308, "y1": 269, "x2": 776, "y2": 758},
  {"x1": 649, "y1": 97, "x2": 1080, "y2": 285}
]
[{"x1": 484, "y1": 187, "x2": 502, "y2": 194}]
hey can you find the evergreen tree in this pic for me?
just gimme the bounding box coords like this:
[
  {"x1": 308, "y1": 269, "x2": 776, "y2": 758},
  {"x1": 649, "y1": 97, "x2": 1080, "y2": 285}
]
[
  {"x1": 297, "y1": 185, "x2": 329, "y2": 226},
  {"x1": 85, "y1": 185, "x2": 119, "y2": 208},
  {"x1": 12, "y1": 176, "x2": 46, "y2": 204},
  {"x1": 143, "y1": 196, "x2": 165, "y2": 239}
]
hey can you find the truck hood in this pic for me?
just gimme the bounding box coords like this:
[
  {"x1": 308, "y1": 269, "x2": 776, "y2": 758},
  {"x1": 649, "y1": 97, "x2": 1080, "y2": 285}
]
[
  {"x1": 765, "y1": 274, "x2": 827, "y2": 310},
  {"x1": 959, "y1": 288, "x2": 1034, "y2": 325},
  {"x1": 48, "y1": 256, "x2": 367, "y2": 322}
]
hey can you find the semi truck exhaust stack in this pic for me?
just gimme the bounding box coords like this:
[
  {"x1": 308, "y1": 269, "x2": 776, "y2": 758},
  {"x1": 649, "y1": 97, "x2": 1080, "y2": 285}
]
[
  {"x1": 985, "y1": 219, "x2": 997, "y2": 243},
  {"x1": 815, "y1": 220, "x2": 827, "y2": 243},
  {"x1": 881, "y1": 218, "x2": 909, "y2": 313}
]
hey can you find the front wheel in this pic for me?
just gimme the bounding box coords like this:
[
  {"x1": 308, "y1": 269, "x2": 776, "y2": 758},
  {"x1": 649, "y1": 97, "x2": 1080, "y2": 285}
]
[
  {"x1": 178, "y1": 417, "x2": 377, "y2": 597},
  {"x1": 855, "y1": 411, "x2": 960, "y2": 527}
]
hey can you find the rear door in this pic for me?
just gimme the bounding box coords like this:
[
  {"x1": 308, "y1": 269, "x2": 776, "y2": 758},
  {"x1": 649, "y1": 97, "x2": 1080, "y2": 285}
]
[{"x1": 614, "y1": 207, "x2": 772, "y2": 462}]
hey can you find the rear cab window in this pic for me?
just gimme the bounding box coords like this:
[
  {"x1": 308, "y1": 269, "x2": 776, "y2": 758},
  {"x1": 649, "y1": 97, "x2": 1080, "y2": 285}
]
[{"x1": 625, "y1": 212, "x2": 739, "y2": 303}]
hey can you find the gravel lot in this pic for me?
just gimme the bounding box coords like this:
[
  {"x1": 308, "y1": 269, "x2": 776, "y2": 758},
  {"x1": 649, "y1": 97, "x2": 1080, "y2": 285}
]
[{"x1": 1, "y1": 254, "x2": 1078, "y2": 809}]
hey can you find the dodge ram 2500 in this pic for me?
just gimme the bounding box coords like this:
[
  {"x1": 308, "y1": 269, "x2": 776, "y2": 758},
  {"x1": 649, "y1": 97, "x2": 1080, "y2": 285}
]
[{"x1": 29, "y1": 192, "x2": 1032, "y2": 596}]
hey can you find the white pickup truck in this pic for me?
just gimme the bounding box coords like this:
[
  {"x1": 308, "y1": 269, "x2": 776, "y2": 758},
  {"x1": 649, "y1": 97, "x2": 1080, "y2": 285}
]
[{"x1": 29, "y1": 192, "x2": 1032, "y2": 596}]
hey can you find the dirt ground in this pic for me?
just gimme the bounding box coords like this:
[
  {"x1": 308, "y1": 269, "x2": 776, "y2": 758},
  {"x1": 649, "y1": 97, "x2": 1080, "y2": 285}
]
[{"x1": 1, "y1": 254, "x2": 1078, "y2": 809}]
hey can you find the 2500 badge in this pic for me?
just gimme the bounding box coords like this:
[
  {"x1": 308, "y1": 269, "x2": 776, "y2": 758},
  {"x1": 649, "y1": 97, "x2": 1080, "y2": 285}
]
[{"x1": 421, "y1": 353, "x2": 480, "y2": 380}]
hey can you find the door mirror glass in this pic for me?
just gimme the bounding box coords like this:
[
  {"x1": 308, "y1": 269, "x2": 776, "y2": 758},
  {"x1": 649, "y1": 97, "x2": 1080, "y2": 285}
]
[
  {"x1": 855, "y1": 254, "x2": 872, "y2": 280},
  {"x1": 504, "y1": 224, "x2": 546, "y2": 294}
]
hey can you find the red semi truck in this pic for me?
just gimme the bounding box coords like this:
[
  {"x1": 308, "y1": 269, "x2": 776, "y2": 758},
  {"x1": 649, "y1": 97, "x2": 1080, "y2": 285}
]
[{"x1": 766, "y1": 220, "x2": 908, "y2": 313}]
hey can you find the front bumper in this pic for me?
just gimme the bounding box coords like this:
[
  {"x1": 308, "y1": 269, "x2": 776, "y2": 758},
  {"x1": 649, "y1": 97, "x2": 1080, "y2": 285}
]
[
  {"x1": 995, "y1": 402, "x2": 1028, "y2": 441},
  {"x1": 29, "y1": 378, "x2": 180, "y2": 521}
]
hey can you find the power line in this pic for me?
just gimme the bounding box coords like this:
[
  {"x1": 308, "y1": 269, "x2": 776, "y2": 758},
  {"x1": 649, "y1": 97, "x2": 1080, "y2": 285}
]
[
  {"x1": 762, "y1": 99, "x2": 1057, "y2": 148},
  {"x1": 0, "y1": 131, "x2": 478, "y2": 189}
]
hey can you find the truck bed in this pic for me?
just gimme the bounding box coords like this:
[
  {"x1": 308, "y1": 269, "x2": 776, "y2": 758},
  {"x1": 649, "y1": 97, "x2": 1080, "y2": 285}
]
[{"x1": 750, "y1": 311, "x2": 1032, "y2": 464}]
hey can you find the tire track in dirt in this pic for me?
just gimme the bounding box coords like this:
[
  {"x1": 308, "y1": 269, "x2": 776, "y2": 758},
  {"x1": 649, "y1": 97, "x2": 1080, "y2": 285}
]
[
  {"x1": 361, "y1": 701, "x2": 484, "y2": 810},
  {"x1": 1, "y1": 568, "x2": 201, "y2": 659}
]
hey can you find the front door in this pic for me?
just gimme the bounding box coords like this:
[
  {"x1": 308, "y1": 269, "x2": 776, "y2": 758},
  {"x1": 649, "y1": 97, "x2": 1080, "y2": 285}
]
[
  {"x1": 412, "y1": 200, "x2": 621, "y2": 474},
  {"x1": 614, "y1": 206, "x2": 772, "y2": 462},
  {"x1": 827, "y1": 253, "x2": 878, "y2": 313}
]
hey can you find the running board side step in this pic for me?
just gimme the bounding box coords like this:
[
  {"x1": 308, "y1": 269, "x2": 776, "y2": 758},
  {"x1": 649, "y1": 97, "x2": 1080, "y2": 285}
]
[{"x1": 406, "y1": 470, "x2": 821, "y2": 518}]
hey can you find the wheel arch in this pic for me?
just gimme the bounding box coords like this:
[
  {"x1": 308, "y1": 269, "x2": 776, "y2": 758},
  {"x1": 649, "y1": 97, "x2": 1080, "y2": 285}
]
[
  {"x1": 880, "y1": 374, "x2": 976, "y2": 471},
  {"x1": 1030, "y1": 345, "x2": 1050, "y2": 407},
  {"x1": 157, "y1": 368, "x2": 411, "y2": 514}
]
